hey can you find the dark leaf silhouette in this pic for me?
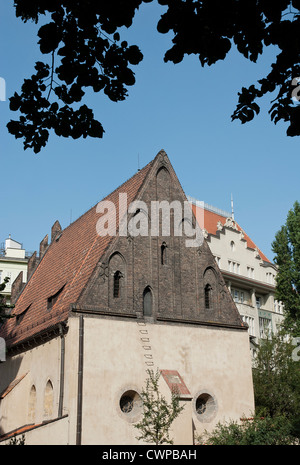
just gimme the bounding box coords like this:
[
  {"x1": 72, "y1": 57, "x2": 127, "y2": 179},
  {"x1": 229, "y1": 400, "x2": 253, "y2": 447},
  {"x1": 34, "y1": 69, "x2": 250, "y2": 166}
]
[{"x1": 8, "y1": 0, "x2": 300, "y2": 152}]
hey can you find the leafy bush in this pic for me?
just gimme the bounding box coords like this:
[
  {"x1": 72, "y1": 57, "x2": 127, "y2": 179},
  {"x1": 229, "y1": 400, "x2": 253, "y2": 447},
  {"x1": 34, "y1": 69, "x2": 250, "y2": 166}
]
[{"x1": 197, "y1": 415, "x2": 298, "y2": 445}]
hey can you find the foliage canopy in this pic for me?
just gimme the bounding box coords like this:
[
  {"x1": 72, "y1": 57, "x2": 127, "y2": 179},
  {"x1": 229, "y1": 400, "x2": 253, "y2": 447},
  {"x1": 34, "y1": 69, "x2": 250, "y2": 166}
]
[
  {"x1": 272, "y1": 201, "x2": 300, "y2": 336},
  {"x1": 7, "y1": 1, "x2": 300, "y2": 152},
  {"x1": 252, "y1": 330, "x2": 300, "y2": 419}
]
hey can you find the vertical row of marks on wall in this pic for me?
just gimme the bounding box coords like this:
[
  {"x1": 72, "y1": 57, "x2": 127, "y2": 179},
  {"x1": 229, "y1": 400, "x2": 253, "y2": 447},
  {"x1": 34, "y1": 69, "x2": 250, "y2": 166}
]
[{"x1": 137, "y1": 320, "x2": 155, "y2": 372}]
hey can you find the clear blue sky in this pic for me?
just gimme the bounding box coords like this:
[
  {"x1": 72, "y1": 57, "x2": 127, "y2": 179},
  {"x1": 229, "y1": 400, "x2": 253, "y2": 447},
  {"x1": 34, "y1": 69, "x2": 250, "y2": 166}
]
[{"x1": 0, "y1": 1, "x2": 299, "y2": 262}]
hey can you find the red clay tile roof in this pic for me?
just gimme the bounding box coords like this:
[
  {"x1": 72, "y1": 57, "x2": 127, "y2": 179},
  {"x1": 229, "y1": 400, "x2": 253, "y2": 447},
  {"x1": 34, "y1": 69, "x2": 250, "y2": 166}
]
[
  {"x1": 191, "y1": 203, "x2": 271, "y2": 263},
  {"x1": 0, "y1": 423, "x2": 41, "y2": 442},
  {"x1": 0, "y1": 158, "x2": 154, "y2": 349},
  {"x1": 0, "y1": 415, "x2": 68, "y2": 442},
  {"x1": 0, "y1": 372, "x2": 28, "y2": 399},
  {"x1": 160, "y1": 370, "x2": 192, "y2": 398}
]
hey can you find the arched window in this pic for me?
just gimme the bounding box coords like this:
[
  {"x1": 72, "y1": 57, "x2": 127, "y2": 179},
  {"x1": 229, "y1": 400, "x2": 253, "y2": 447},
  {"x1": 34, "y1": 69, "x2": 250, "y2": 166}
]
[
  {"x1": 143, "y1": 287, "x2": 152, "y2": 317},
  {"x1": 205, "y1": 284, "x2": 212, "y2": 309},
  {"x1": 44, "y1": 380, "x2": 54, "y2": 418},
  {"x1": 108, "y1": 252, "x2": 126, "y2": 305},
  {"x1": 28, "y1": 385, "x2": 36, "y2": 423},
  {"x1": 203, "y1": 267, "x2": 217, "y2": 311},
  {"x1": 161, "y1": 242, "x2": 167, "y2": 265},
  {"x1": 113, "y1": 271, "x2": 122, "y2": 298}
]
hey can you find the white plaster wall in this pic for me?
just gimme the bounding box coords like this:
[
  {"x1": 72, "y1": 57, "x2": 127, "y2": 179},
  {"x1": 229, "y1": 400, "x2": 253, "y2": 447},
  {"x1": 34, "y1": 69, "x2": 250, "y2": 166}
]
[
  {"x1": 79, "y1": 316, "x2": 254, "y2": 445},
  {"x1": 209, "y1": 227, "x2": 275, "y2": 284},
  {"x1": 0, "y1": 315, "x2": 255, "y2": 445},
  {"x1": 0, "y1": 337, "x2": 61, "y2": 436},
  {"x1": 0, "y1": 260, "x2": 27, "y2": 293}
]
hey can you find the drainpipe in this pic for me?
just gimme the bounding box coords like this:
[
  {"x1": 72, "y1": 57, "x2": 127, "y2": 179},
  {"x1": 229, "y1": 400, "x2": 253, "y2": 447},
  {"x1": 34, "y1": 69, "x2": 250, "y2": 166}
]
[
  {"x1": 58, "y1": 323, "x2": 65, "y2": 418},
  {"x1": 76, "y1": 315, "x2": 84, "y2": 445}
]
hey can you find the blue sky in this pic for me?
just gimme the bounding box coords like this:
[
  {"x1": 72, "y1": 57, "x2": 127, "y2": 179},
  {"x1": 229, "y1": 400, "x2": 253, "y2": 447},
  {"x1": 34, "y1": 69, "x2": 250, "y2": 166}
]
[{"x1": 0, "y1": 1, "x2": 299, "y2": 262}]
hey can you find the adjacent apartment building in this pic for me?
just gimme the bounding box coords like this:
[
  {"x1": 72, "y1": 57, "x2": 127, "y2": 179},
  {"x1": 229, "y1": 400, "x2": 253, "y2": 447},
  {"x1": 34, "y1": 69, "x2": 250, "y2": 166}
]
[
  {"x1": 189, "y1": 196, "x2": 284, "y2": 354},
  {"x1": 0, "y1": 236, "x2": 29, "y2": 305}
]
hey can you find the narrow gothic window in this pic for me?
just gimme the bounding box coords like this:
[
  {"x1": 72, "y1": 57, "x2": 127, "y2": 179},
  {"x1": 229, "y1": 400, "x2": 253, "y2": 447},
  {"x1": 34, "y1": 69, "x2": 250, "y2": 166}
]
[
  {"x1": 113, "y1": 271, "x2": 122, "y2": 298},
  {"x1": 161, "y1": 243, "x2": 167, "y2": 265},
  {"x1": 44, "y1": 380, "x2": 54, "y2": 418},
  {"x1": 205, "y1": 284, "x2": 212, "y2": 309},
  {"x1": 143, "y1": 287, "x2": 152, "y2": 317},
  {"x1": 28, "y1": 385, "x2": 36, "y2": 423}
]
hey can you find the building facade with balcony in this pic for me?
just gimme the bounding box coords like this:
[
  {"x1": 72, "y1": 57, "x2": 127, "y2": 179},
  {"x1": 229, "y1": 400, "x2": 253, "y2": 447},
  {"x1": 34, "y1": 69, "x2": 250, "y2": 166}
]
[
  {"x1": 0, "y1": 236, "x2": 29, "y2": 305},
  {"x1": 189, "y1": 197, "x2": 284, "y2": 354}
]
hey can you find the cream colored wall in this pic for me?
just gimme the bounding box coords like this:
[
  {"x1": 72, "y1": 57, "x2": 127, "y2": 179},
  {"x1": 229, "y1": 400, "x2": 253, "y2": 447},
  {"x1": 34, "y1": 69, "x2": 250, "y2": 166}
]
[
  {"x1": 0, "y1": 337, "x2": 61, "y2": 437},
  {"x1": 0, "y1": 416, "x2": 69, "y2": 445},
  {"x1": 79, "y1": 316, "x2": 254, "y2": 445},
  {"x1": 5, "y1": 248, "x2": 25, "y2": 259},
  {"x1": 209, "y1": 227, "x2": 274, "y2": 284},
  {"x1": 0, "y1": 315, "x2": 254, "y2": 445},
  {"x1": 0, "y1": 260, "x2": 27, "y2": 295},
  {"x1": 207, "y1": 226, "x2": 284, "y2": 339}
]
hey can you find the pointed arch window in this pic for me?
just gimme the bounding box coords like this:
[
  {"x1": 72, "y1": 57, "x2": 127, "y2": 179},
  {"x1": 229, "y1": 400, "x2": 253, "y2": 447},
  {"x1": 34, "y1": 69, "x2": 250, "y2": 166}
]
[
  {"x1": 113, "y1": 271, "x2": 122, "y2": 298},
  {"x1": 44, "y1": 380, "x2": 54, "y2": 418},
  {"x1": 161, "y1": 242, "x2": 167, "y2": 265},
  {"x1": 28, "y1": 385, "x2": 36, "y2": 423},
  {"x1": 205, "y1": 284, "x2": 212, "y2": 309},
  {"x1": 143, "y1": 287, "x2": 152, "y2": 317}
]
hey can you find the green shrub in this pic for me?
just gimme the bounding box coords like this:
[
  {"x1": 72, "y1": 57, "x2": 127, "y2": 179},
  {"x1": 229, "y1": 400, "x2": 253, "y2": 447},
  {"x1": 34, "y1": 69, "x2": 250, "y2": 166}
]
[{"x1": 197, "y1": 415, "x2": 297, "y2": 445}]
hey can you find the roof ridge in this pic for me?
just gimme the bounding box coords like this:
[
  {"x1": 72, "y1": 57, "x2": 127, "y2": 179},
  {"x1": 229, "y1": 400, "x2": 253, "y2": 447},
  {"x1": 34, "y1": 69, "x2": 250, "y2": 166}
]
[{"x1": 57, "y1": 158, "x2": 155, "y2": 239}]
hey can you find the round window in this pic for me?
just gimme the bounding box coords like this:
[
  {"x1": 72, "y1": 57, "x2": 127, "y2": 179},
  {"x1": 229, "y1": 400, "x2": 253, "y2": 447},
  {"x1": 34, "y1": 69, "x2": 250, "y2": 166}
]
[
  {"x1": 194, "y1": 392, "x2": 217, "y2": 423},
  {"x1": 119, "y1": 390, "x2": 142, "y2": 422},
  {"x1": 120, "y1": 395, "x2": 134, "y2": 413}
]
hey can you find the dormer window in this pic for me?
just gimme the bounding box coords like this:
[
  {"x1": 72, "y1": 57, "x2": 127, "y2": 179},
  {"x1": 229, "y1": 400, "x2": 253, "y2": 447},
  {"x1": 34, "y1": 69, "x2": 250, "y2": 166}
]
[
  {"x1": 16, "y1": 304, "x2": 31, "y2": 325},
  {"x1": 47, "y1": 285, "x2": 65, "y2": 310}
]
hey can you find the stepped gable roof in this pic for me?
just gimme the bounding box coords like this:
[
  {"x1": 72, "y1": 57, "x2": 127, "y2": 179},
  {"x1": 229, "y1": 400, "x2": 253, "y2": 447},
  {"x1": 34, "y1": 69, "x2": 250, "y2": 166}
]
[
  {"x1": 0, "y1": 156, "x2": 155, "y2": 349},
  {"x1": 191, "y1": 203, "x2": 271, "y2": 264}
]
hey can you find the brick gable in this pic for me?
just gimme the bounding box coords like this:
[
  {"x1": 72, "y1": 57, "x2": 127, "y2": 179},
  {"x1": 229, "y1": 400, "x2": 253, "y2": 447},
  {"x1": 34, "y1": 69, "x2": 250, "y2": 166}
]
[{"x1": 76, "y1": 151, "x2": 244, "y2": 328}]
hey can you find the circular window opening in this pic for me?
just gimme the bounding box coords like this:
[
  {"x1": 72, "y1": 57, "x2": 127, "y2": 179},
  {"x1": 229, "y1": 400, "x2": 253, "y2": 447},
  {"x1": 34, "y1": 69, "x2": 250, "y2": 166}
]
[
  {"x1": 120, "y1": 395, "x2": 134, "y2": 413},
  {"x1": 194, "y1": 392, "x2": 217, "y2": 423},
  {"x1": 119, "y1": 390, "x2": 142, "y2": 421}
]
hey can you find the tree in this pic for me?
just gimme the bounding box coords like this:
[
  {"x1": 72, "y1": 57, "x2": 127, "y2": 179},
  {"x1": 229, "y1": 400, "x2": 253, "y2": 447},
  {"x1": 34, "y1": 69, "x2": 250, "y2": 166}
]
[
  {"x1": 134, "y1": 369, "x2": 184, "y2": 445},
  {"x1": 252, "y1": 330, "x2": 300, "y2": 420},
  {"x1": 7, "y1": 1, "x2": 300, "y2": 153},
  {"x1": 272, "y1": 201, "x2": 300, "y2": 336}
]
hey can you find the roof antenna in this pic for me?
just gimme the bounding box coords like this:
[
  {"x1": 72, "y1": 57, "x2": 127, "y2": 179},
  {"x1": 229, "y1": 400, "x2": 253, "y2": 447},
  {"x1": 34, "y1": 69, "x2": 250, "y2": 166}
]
[
  {"x1": 231, "y1": 193, "x2": 234, "y2": 220},
  {"x1": 138, "y1": 153, "x2": 140, "y2": 171}
]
